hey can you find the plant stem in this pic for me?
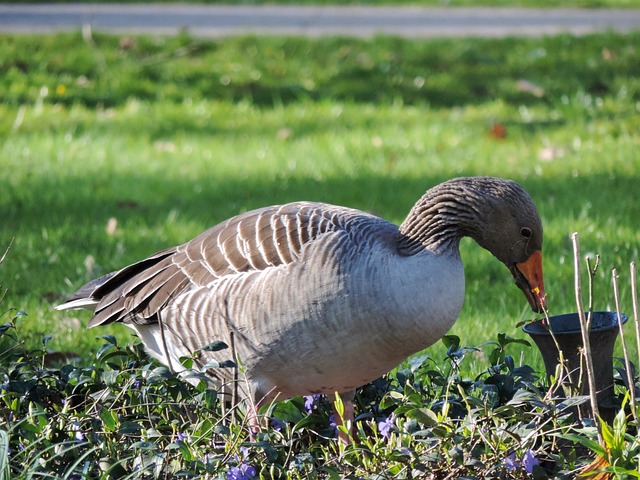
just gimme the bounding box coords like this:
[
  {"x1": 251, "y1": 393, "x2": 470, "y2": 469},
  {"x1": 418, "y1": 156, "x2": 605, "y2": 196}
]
[
  {"x1": 586, "y1": 255, "x2": 600, "y2": 330},
  {"x1": 0, "y1": 238, "x2": 14, "y2": 266},
  {"x1": 631, "y1": 262, "x2": 640, "y2": 406},
  {"x1": 612, "y1": 268, "x2": 637, "y2": 425},
  {"x1": 571, "y1": 232, "x2": 602, "y2": 443}
]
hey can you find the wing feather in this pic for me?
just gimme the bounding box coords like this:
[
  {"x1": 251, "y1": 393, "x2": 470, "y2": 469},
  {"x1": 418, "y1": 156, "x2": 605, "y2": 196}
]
[{"x1": 59, "y1": 202, "x2": 383, "y2": 329}]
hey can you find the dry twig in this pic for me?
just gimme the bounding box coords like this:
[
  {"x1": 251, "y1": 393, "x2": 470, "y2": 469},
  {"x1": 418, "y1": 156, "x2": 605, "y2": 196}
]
[
  {"x1": 571, "y1": 232, "x2": 602, "y2": 443},
  {"x1": 612, "y1": 268, "x2": 637, "y2": 425}
]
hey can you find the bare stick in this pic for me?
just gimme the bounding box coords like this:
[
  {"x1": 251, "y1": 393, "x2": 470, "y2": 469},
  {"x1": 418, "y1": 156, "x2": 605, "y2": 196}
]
[
  {"x1": 571, "y1": 233, "x2": 602, "y2": 442},
  {"x1": 545, "y1": 312, "x2": 574, "y2": 404},
  {"x1": 613, "y1": 269, "x2": 637, "y2": 424},
  {"x1": 586, "y1": 255, "x2": 600, "y2": 331},
  {"x1": 0, "y1": 238, "x2": 14, "y2": 266}
]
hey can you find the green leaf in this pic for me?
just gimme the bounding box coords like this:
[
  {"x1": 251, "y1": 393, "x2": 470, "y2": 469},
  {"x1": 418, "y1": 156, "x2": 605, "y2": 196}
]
[
  {"x1": 272, "y1": 400, "x2": 304, "y2": 424},
  {"x1": 179, "y1": 356, "x2": 194, "y2": 369},
  {"x1": 98, "y1": 335, "x2": 118, "y2": 346},
  {"x1": 100, "y1": 350, "x2": 130, "y2": 363},
  {"x1": 100, "y1": 370, "x2": 120, "y2": 387},
  {"x1": 322, "y1": 466, "x2": 342, "y2": 480},
  {"x1": 380, "y1": 391, "x2": 404, "y2": 410},
  {"x1": 333, "y1": 392, "x2": 345, "y2": 418},
  {"x1": 100, "y1": 409, "x2": 119, "y2": 432},
  {"x1": 408, "y1": 354, "x2": 430, "y2": 372},
  {"x1": 200, "y1": 359, "x2": 236, "y2": 370},
  {"x1": 561, "y1": 433, "x2": 608, "y2": 458},
  {"x1": 198, "y1": 340, "x2": 229, "y2": 352},
  {"x1": 130, "y1": 441, "x2": 156, "y2": 450},
  {"x1": 0, "y1": 429, "x2": 9, "y2": 480},
  {"x1": 405, "y1": 407, "x2": 439, "y2": 426},
  {"x1": 441, "y1": 335, "x2": 460, "y2": 350},
  {"x1": 95, "y1": 342, "x2": 115, "y2": 360},
  {"x1": 600, "y1": 418, "x2": 616, "y2": 451}
]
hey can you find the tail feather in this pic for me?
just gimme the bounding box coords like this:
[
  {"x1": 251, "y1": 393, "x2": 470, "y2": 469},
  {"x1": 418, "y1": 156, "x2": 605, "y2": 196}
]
[
  {"x1": 56, "y1": 247, "x2": 177, "y2": 326},
  {"x1": 55, "y1": 272, "x2": 118, "y2": 312}
]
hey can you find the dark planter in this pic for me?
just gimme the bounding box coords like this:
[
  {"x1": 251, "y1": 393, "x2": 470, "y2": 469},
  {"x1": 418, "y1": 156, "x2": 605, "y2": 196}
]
[{"x1": 523, "y1": 311, "x2": 627, "y2": 419}]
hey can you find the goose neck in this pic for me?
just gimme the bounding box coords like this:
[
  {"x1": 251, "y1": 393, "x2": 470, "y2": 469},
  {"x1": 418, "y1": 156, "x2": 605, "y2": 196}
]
[{"x1": 397, "y1": 188, "x2": 481, "y2": 256}]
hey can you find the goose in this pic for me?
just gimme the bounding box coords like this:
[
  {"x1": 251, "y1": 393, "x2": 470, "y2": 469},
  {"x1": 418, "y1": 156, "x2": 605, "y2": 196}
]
[{"x1": 57, "y1": 176, "x2": 546, "y2": 442}]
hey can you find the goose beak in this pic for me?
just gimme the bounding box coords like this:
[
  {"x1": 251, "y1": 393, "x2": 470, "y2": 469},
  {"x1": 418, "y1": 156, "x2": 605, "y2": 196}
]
[{"x1": 510, "y1": 250, "x2": 546, "y2": 313}]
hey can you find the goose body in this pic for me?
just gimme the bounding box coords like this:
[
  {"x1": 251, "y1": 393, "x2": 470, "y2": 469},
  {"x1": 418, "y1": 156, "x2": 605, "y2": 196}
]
[{"x1": 58, "y1": 176, "x2": 546, "y2": 437}]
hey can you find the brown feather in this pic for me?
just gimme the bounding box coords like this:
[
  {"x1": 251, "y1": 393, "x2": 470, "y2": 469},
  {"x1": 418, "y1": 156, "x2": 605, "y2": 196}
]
[{"x1": 72, "y1": 203, "x2": 347, "y2": 330}]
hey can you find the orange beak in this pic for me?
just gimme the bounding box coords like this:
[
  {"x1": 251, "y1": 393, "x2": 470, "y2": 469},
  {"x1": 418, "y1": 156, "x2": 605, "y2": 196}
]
[{"x1": 509, "y1": 250, "x2": 546, "y2": 313}]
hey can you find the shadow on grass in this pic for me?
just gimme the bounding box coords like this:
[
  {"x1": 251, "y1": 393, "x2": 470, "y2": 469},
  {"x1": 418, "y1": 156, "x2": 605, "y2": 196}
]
[
  {"x1": 4, "y1": 167, "x2": 639, "y2": 292},
  {"x1": 2, "y1": 32, "x2": 639, "y2": 109}
]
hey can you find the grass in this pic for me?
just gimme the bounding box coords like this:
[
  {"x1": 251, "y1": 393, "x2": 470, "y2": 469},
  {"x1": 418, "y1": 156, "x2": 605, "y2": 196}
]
[
  {"x1": 2, "y1": 31, "x2": 640, "y2": 368},
  {"x1": 1, "y1": 30, "x2": 640, "y2": 477}
]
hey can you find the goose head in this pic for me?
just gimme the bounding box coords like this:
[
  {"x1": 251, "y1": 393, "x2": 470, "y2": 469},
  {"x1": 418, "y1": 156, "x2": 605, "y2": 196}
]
[
  {"x1": 399, "y1": 176, "x2": 546, "y2": 313},
  {"x1": 470, "y1": 182, "x2": 546, "y2": 313}
]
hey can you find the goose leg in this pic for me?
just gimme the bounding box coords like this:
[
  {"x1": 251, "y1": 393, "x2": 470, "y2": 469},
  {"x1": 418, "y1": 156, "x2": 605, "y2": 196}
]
[
  {"x1": 247, "y1": 404, "x2": 262, "y2": 441},
  {"x1": 333, "y1": 390, "x2": 355, "y2": 444}
]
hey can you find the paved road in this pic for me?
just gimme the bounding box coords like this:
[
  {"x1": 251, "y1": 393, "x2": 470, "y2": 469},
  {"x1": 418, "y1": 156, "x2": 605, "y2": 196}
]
[{"x1": 1, "y1": 4, "x2": 640, "y2": 38}]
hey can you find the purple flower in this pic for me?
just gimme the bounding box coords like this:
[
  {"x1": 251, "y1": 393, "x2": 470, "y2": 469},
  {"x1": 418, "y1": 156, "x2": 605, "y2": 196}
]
[
  {"x1": 329, "y1": 413, "x2": 337, "y2": 430},
  {"x1": 239, "y1": 446, "x2": 250, "y2": 459},
  {"x1": 522, "y1": 449, "x2": 539, "y2": 473},
  {"x1": 270, "y1": 417, "x2": 285, "y2": 432},
  {"x1": 175, "y1": 432, "x2": 189, "y2": 443},
  {"x1": 303, "y1": 394, "x2": 320, "y2": 413},
  {"x1": 378, "y1": 413, "x2": 395, "y2": 439},
  {"x1": 226, "y1": 461, "x2": 257, "y2": 480},
  {"x1": 71, "y1": 421, "x2": 84, "y2": 442},
  {"x1": 505, "y1": 452, "x2": 520, "y2": 471},
  {"x1": 505, "y1": 450, "x2": 538, "y2": 473}
]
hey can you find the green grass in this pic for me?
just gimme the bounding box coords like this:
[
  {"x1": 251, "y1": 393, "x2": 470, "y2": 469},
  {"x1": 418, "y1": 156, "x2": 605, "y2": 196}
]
[
  {"x1": 2, "y1": 31, "x2": 640, "y2": 373},
  {"x1": 2, "y1": 31, "x2": 640, "y2": 479}
]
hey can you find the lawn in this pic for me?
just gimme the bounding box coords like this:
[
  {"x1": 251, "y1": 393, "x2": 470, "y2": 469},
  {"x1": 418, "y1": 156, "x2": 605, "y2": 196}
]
[{"x1": 1, "y1": 31, "x2": 640, "y2": 478}]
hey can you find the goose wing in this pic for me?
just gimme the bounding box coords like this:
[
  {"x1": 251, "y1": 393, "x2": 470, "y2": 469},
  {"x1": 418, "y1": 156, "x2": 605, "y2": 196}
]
[{"x1": 58, "y1": 202, "x2": 381, "y2": 328}]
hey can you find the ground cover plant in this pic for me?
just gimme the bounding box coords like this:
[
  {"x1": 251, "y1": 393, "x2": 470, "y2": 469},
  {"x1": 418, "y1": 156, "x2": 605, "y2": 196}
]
[{"x1": 1, "y1": 31, "x2": 640, "y2": 477}]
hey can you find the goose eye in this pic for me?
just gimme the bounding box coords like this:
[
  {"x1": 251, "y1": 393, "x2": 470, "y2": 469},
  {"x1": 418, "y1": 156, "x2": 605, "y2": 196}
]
[{"x1": 521, "y1": 227, "x2": 532, "y2": 238}]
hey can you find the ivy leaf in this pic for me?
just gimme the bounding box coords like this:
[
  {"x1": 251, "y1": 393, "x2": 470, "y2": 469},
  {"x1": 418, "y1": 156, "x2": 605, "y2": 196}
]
[
  {"x1": 405, "y1": 407, "x2": 438, "y2": 427},
  {"x1": 199, "y1": 340, "x2": 229, "y2": 352}
]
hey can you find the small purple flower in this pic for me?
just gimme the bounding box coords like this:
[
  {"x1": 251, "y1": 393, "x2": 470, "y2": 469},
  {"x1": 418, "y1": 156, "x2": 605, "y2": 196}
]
[
  {"x1": 270, "y1": 417, "x2": 285, "y2": 431},
  {"x1": 329, "y1": 413, "x2": 337, "y2": 430},
  {"x1": 378, "y1": 413, "x2": 395, "y2": 439},
  {"x1": 71, "y1": 421, "x2": 84, "y2": 442},
  {"x1": 505, "y1": 452, "x2": 520, "y2": 471},
  {"x1": 303, "y1": 394, "x2": 321, "y2": 413},
  {"x1": 505, "y1": 449, "x2": 538, "y2": 473},
  {"x1": 175, "y1": 432, "x2": 189, "y2": 443},
  {"x1": 522, "y1": 449, "x2": 539, "y2": 473},
  {"x1": 226, "y1": 461, "x2": 257, "y2": 480}
]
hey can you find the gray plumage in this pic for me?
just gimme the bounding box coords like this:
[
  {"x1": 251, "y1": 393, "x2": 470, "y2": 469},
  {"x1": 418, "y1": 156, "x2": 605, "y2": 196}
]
[{"x1": 57, "y1": 176, "x2": 546, "y2": 434}]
